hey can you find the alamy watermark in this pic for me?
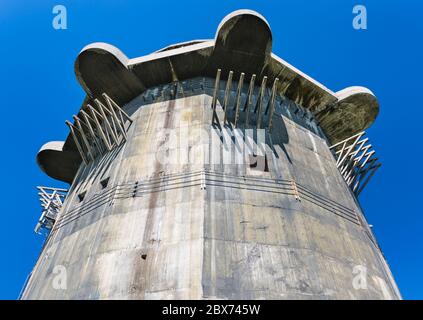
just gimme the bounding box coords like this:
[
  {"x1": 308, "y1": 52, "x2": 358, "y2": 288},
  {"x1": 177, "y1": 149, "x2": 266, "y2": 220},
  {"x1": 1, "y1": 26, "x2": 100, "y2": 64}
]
[
  {"x1": 353, "y1": 5, "x2": 367, "y2": 30},
  {"x1": 352, "y1": 265, "x2": 368, "y2": 290},
  {"x1": 52, "y1": 265, "x2": 67, "y2": 290},
  {"x1": 154, "y1": 127, "x2": 268, "y2": 171},
  {"x1": 50, "y1": 5, "x2": 367, "y2": 32},
  {"x1": 52, "y1": 5, "x2": 67, "y2": 30}
]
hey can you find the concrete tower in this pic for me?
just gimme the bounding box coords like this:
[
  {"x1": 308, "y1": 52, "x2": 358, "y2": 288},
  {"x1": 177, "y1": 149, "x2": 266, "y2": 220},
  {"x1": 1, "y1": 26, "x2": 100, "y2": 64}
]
[{"x1": 22, "y1": 10, "x2": 401, "y2": 299}]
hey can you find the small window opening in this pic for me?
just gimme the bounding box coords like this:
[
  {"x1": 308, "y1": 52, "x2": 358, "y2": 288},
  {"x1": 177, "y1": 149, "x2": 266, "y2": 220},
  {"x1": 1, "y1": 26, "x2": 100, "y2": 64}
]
[
  {"x1": 100, "y1": 177, "x2": 110, "y2": 189},
  {"x1": 78, "y1": 191, "x2": 87, "y2": 202},
  {"x1": 249, "y1": 154, "x2": 269, "y2": 172}
]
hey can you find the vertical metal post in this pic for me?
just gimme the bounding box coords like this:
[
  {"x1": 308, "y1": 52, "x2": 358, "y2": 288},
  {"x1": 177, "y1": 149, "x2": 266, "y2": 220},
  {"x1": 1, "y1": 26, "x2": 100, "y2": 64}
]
[
  {"x1": 102, "y1": 93, "x2": 133, "y2": 123},
  {"x1": 223, "y1": 71, "x2": 233, "y2": 124},
  {"x1": 336, "y1": 141, "x2": 347, "y2": 166},
  {"x1": 244, "y1": 74, "x2": 256, "y2": 127},
  {"x1": 80, "y1": 110, "x2": 105, "y2": 154},
  {"x1": 65, "y1": 120, "x2": 88, "y2": 165},
  {"x1": 97, "y1": 98, "x2": 127, "y2": 141},
  {"x1": 95, "y1": 99, "x2": 120, "y2": 142},
  {"x1": 268, "y1": 78, "x2": 279, "y2": 132},
  {"x1": 88, "y1": 105, "x2": 112, "y2": 151},
  {"x1": 234, "y1": 73, "x2": 245, "y2": 128},
  {"x1": 73, "y1": 116, "x2": 95, "y2": 161},
  {"x1": 337, "y1": 132, "x2": 364, "y2": 169},
  {"x1": 340, "y1": 137, "x2": 369, "y2": 175},
  {"x1": 345, "y1": 146, "x2": 373, "y2": 184},
  {"x1": 211, "y1": 69, "x2": 221, "y2": 112},
  {"x1": 256, "y1": 76, "x2": 267, "y2": 129},
  {"x1": 95, "y1": 100, "x2": 120, "y2": 146}
]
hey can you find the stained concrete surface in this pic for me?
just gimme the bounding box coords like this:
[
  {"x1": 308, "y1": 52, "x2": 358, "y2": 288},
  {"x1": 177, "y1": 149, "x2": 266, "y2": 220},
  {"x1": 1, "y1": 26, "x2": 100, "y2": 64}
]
[{"x1": 23, "y1": 80, "x2": 400, "y2": 299}]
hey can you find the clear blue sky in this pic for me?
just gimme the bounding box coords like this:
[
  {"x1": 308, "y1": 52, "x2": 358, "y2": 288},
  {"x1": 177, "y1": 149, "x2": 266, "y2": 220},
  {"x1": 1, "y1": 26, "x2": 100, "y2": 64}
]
[{"x1": 0, "y1": 0, "x2": 421, "y2": 299}]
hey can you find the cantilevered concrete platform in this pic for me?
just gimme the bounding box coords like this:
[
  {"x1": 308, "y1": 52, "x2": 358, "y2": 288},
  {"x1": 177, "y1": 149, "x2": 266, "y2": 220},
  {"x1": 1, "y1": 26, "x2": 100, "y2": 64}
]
[{"x1": 38, "y1": 9, "x2": 378, "y2": 184}]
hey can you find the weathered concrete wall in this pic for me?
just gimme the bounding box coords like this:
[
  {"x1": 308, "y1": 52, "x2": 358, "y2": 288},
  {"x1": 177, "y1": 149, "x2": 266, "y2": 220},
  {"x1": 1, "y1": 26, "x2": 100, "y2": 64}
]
[{"x1": 22, "y1": 78, "x2": 400, "y2": 300}]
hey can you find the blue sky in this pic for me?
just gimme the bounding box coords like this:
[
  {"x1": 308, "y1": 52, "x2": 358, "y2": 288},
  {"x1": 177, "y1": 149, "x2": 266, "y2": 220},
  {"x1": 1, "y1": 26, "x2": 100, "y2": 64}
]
[{"x1": 0, "y1": 0, "x2": 421, "y2": 299}]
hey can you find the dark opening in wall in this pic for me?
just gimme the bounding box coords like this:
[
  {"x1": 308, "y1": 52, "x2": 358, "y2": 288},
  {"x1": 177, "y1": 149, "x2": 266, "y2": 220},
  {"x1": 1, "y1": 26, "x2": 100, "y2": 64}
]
[
  {"x1": 249, "y1": 154, "x2": 269, "y2": 172},
  {"x1": 78, "y1": 191, "x2": 86, "y2": 202},
  {"x1": 100, "y1": 177, "x2": 110, "y2": 189}
]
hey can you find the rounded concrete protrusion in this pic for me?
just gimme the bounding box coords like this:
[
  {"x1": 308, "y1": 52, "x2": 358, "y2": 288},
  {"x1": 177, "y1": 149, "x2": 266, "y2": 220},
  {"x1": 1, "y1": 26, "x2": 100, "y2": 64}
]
[
  {"x1": 317, "y1": 86, "x2": 379, "y2": 144},
  {"x1": 74, "y1": 42, "x2": 144, "y2": 104},
  {"x1": 210, "y1": 10, "x2": 273, "y2": 76},
  {"x1": 36, "y1": 141, "x2": 80, "y2": 184},
  {"x1": 215, "y1": 9, "x2": 272, "y2": 56}
]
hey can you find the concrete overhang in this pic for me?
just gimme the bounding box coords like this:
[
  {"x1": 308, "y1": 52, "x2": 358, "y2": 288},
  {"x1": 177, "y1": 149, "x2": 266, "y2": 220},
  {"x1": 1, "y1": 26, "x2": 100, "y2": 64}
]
[
  {"x1": 38, "y1": 9, "x2": 379, "y2": 183},
  {"x1": 36, "y1": 141, "x2": 80, "y2": 184}
]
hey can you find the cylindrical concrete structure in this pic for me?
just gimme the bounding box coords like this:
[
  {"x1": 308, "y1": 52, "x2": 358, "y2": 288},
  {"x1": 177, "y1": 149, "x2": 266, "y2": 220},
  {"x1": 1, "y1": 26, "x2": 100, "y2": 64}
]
[{"x1": 23, "y1": 10, "x2": 400, "y2": 300}]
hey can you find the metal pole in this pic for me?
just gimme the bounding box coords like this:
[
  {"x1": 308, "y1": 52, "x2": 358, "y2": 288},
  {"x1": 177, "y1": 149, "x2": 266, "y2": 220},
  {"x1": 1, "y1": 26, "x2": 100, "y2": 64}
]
[
  {"x1": 223, "y1": 71, "x2": 233, "y2": 124},
  {"x1": 234, "y1": 73, "x2": 245, "y2": 128},
  {"x1": 340, "y1": 137, "x2": 369, "y2": 176},
  {"x1": 97, "y1": 98, "x2": 127, "y2": 141},
  {"x1": 337, "y1": 133, "x2": 364, "y2": 170},
  {"x1": 268, "y1": 78, "x2": 279, "y2": 132},
  {"x1": 65, "y1": 120, "x2": 88, "y2": 164},
  {"x1": 80, "y1": 110, "x2": 105, "y2": 154},
  {"x1": 211, "y1": 69, "x2": 221, "y2": 112},
  {"x1": 244, "y1": 74, "x2": 256, "y2": 127},
  {"x1": 345, "y1": 146, "x2": 373, "y2": 184},
  {"x1": 256, "y1": 76, "x2": 267, "y2": 129},
  {"x1": 88, "y1": 105, "x2": 112, "y2": 151},
  {"x1": 95, "y1": 99, "x2": 120, "y2": 142},
  {"x1": 94, "y1": 102, "x2": 119, "y2": 147},
  {"x1": 102, "y1": 93, "x2": 133, "y2": 123},
  {"x1": 73, "y1": 116, "x2": 95, "y2": 161}
]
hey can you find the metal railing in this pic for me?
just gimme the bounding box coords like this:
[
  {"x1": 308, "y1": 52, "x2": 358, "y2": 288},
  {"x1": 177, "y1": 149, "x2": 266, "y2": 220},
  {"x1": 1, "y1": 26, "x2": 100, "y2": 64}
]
[
  {"x1": 330, "y1": 131, "x2": 381, "y2": 197},
  {"x1": 65, "y1": 93, "x2": 133, "y2": 164},
  {"x1": 35, "y1": 186, "x2": 68, "y2": 234}
]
